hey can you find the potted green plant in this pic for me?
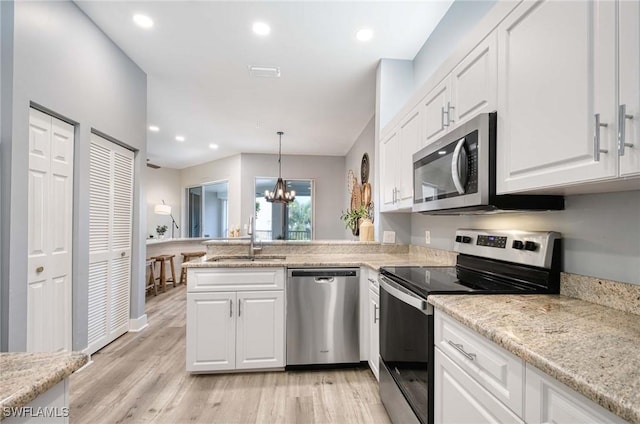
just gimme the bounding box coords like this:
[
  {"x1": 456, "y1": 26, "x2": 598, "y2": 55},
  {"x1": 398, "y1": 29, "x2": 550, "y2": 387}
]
[
  {"x1": 340, "y1": 205, "x2": 370, "y2": 236},
  {"x1": 156, "y1": 225, "x2": 168, "y2": 239}
]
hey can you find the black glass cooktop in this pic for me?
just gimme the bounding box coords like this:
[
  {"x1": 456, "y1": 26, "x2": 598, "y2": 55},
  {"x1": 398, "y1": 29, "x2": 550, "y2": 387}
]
[{"x1": 380, "y1": 264, "x2": 544, "y2": 299}]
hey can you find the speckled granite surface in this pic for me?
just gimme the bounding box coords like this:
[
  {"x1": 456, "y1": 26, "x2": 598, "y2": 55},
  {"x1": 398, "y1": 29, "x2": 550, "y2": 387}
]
[
  {"x1": 186, "y1": 243, "x2": 457, "y2": 270},
  {"x1": 429, "y1": 294, "x2": 640, "y2": 423},
  {"x1": 204, "y1": 240, "x2": 410, "y2": 256},
  {"x1": 183, "y1": 252, "x2": 456, "y2": 270},
  {"x1": 561, "y1": 273, "x2": 640, "y2": 316},
  {"x1": 0, "y1": 351, "x2": 88, "y2": 419}
]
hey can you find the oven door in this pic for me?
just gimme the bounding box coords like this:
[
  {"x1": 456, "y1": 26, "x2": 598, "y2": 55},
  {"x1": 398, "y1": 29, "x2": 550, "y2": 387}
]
[{"x1": 379, "y1": 276, "x2": 433, "y2": 424}]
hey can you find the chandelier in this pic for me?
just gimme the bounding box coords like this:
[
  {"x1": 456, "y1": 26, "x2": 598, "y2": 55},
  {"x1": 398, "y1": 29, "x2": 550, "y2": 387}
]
[{"x1": 264, "y1": 131, "x2": 295, "y2": 203}]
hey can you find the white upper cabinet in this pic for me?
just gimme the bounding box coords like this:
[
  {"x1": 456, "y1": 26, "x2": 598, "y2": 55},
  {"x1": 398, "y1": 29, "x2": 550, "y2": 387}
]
[
  {"x1": 380, "y1": 127, "x2": 400, "y2": 211},
  {"x1": 619, "y1": 0, "x2": 640, "y2": 177},
  {"x1": 379, "y1": 105, "x2": 421, "y2": 212},
  {"x1": 422, "y1": 32, "x2": 498, "y2": 147},
  {"x1": 497, "y1": 0, "x2": 639, "y2": 193}
]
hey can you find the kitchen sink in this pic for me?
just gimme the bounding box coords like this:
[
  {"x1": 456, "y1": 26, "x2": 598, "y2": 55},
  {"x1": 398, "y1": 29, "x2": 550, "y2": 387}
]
[{"x1": 207, "y1": 255, "x2": 287, "y2": 262}]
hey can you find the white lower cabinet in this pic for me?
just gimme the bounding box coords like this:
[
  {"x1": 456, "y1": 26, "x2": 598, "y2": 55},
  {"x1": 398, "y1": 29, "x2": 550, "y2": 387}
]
[
  {"x1": 434, "y1": 310, "x2": 625, "y2": 423},
  {"x1": 368, "y1": 281, "x2": 380, "y2": 381},
  {"x1": 434, "y1": 348, "x2": 524, "y2": 424},
  {"x1": 186, "y1": 268, "x2": 284, "y2": 372},
  {"x1": 525, "y1": 364, "x2": 627, "y2": 424}
]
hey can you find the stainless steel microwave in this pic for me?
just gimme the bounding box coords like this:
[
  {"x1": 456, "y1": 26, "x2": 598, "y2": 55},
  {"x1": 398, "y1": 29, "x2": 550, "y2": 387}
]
[{"x1": 412, "y1": 112, "x2": 564, "y2": 214}]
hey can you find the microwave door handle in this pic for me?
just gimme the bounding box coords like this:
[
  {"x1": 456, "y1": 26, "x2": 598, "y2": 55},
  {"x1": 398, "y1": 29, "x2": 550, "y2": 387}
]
[{"x1": 451, "y1": 138, "x2": 468, "y2": 195}]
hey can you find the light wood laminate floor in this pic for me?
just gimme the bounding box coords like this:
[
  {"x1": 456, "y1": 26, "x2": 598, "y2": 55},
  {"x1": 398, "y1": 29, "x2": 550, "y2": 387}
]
[{"x1": 70, "y1": 285, "x2": 390, "y2": 423}]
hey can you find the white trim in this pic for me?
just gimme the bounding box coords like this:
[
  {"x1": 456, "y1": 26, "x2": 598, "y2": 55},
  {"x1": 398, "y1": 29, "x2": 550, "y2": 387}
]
[{"x1": 129, "y1": 314, "x2": 148, "y2": 332}]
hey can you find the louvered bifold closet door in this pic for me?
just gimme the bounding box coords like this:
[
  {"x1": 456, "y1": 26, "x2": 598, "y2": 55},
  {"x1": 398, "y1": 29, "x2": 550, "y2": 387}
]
[{"x1": 88, "y1": 133, "x2": 134, "y2": 354}]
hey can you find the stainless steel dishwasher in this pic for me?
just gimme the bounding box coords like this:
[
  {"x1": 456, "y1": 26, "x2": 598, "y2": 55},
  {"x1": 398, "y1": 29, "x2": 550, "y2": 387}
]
[{"x1": 286, "y1": 268, "x2": 359, "y2": 366}]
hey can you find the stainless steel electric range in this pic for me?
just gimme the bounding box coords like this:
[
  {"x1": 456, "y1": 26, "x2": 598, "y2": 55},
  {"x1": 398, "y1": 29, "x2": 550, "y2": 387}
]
[{"x1": 378, "y1": 229, "x2": 561, "y2": 424}]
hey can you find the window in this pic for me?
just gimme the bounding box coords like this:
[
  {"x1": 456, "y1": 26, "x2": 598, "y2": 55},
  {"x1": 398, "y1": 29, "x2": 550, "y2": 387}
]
[
  {"x1": 186, "y1": 180, "x2": 228, "y2": 238},
  {"x1": 254, "y1": 178, "x2": 314, "y2": 240}
]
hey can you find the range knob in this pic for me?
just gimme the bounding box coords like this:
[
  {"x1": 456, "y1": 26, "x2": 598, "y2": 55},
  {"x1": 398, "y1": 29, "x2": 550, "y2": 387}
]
[
  {"x1": 462, "y1": 236, "x2": 472, "y2": 244},
  {"x1": 512, "y1": 240, "x2": 524, "y2": 250},
  {"x1": 524, "y1": 241, "x2": 538, "y2": 251},
  {"x1": 455, "y1": 235, "x2": 462, "y2": 243}
]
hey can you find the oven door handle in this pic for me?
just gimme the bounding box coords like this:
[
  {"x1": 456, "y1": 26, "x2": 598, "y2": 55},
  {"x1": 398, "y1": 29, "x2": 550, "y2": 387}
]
[{"x1": 379, "y1": 276, "x2": 432, "y2": 315}]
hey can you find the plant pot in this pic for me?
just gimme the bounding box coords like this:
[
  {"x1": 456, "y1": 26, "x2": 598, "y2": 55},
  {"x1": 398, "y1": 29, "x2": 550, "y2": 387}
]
[
  {"x1": 359, "y1": 218, "x2": 374, "y2": 241},
  {"x1": 351, "y1": 222, "x2": 360, "y2": 237}
]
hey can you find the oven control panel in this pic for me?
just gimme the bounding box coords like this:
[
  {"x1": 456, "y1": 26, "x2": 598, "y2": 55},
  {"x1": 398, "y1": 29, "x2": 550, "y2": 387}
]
[{"x1": 453, "y1": 229, "x2": 560, "y2": 268}]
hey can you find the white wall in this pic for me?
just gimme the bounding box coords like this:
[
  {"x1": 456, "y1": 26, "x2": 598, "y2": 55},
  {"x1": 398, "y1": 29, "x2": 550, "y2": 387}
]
[
  {"x1": 1, "y1": 1, "x2": 147, "y2": 351},
  {"x1": 240, "y1": 153, "x2": 346, "y2": 240},
  {"x1": 145, "y1": 167, "x2": 181, "y2": 238},
  {"x1": 377, "y1": 59, "x2": 414, "y2": 131},
  {"x1": 344, "y1": 117, "x2": 375, "y2": 240}
]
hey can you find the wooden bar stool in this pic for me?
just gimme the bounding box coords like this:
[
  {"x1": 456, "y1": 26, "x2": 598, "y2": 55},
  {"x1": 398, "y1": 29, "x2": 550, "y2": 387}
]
[
  {"x1": 151, "y1": 254, "x2": 177, "y2": 292},
  {"x1": 145, "y1": 259, "x2": 157, "y2": 296},
  {"x1": 180, "y1": 251, "x2": 206, "y2": 285}
]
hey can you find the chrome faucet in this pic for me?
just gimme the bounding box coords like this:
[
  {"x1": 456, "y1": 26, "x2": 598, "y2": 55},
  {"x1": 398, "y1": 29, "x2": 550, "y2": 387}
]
[{"x1": 248, "y1": 216, "x2": 262, "y2": 257}]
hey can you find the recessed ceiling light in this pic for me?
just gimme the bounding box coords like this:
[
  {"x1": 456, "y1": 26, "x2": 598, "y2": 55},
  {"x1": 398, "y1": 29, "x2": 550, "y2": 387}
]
[
  {"x1": 356, "y1": 28, "x2": 373, "y2": 42},
  {"x1": 175, "y1": 135, "x2": 185, "y2": 142},
  {"x1": 252, "y1": 22, "x2": 270, "y2": 36},
  {"x1": 209, "y1": 144, "x2": 219, "y2": 150},
  {"x1": 133, "y1": 14, "x2": 154, "y2": 29},
  {"x1": 148, "y1": 125, "x2": 159, "y2": 132}
]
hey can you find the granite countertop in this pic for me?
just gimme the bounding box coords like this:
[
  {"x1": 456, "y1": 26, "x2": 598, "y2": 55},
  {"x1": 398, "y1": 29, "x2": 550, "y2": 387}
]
[
  {"x1": 182, "y1": 253, "x2": 447, "y2": 271},
  {"x1": 429, "y1": 294, "x2": 640, "y2": 423},
  {"x1": 0, "y1": 351, "x2": 88, "y2": 419},
  {"x1": 146, "y1": 237, "x2": 209, "y2": 245}
]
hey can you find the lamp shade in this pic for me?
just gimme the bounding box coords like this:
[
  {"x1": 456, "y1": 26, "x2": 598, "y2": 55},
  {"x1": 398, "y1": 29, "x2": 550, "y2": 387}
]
[{"x1": 154, "y1": 204, "x2": 171, "y2": 215}]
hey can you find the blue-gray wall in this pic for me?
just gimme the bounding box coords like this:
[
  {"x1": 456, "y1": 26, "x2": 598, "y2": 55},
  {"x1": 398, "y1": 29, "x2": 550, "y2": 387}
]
[
  {"x1": 0, "y1": 0, "x2": 147, "y2": 351},
  {"x1": 412, "y1": 192, "x2": 640, "y2": 285}
]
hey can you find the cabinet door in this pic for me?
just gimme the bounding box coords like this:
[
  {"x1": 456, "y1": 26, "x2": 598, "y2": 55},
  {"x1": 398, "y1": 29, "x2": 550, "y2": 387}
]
[
  {"x1": 619, "y1": 0, "x2": 640, "y2": 177},
  {"x1": 497, "y1": 0, "x2": 617, "y2": 193},
  {"x1": 525, "y1": 364, "x2": 627, "y2": 424},
  {"x1": 397, "y1": 106, "x2": 422, "y2": 208},
  {"x1": 434, "y1": 348, "x2": 524, "y2": 424},
  {"x1": 368, "y1": 289, "x2": 380, "y2": 381},
  {"x1": 236, "y1": 291, "x2": 284, "y2": 369},
  {"x1": 422, "y1": 78, "x2": 451, "y2": 147},
  {"x1": 186, "y1": 292, "x2": 236, "y2": 372},
  {"x1": 380, "y1": 128, "x2": 399, "y2": 211},
  {"x1": 450, "y1": 32, "x2": 497, "y2": 128}
]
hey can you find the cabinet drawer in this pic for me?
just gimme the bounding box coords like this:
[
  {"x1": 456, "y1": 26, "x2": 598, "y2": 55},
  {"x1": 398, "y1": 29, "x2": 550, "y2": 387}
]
[
  {"x1": 435, "y1": 348, "x2": 524, "y2": 424},
  {"x1": 187, "y1": 267, "x2": 285, "y2": 292},
  {"x1": 435, "y1": 311, "x2": 524, "y2": 416}
]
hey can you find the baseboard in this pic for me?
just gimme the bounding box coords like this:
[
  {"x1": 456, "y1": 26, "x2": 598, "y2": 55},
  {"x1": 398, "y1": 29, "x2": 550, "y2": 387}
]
[{"x1": 129, "y1": 314, "x2": 148, "y2": 332}]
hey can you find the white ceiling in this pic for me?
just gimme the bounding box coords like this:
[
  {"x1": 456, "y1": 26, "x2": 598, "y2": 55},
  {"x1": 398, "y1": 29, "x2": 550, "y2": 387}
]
[{"x1": 76, "y1": 1, "x2": 454, "y2": 169}]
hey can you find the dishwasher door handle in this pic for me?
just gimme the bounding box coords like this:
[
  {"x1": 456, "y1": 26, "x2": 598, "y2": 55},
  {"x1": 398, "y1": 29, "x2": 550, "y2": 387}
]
[{"x1": 314, "y1": 277, "x2": 335, "y2": 283}]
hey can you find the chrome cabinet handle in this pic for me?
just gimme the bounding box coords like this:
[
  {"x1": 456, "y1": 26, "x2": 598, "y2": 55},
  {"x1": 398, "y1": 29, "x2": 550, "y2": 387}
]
[
  {"x1": 618, "y1": 104, "x2": 634, "y2": 156},
  {"x1": 441, "y1": 106, "x2": 448, "y2": 128},
  {"x1": 447, "y1": 102, "x2": 455, "y2": 124},
  {"x1": 367, "y1": 278, "x2": 377, "y2": 284},
  {"x1": 238, "y1": 299, "x2": 242, "y2": 317},
  {"x1": 448, "y1": 340, "x2": 476, "y2": 361},
  {"x1": 229, "y1": 299, "x2": 233, "y2": 317},
  {"x1": 594, "y1": 113, "x2": 609, "y2": 161},
  {"x1": 451, "y1": 137, "x2": 468, "y2": 194},
  {"x1": 373, "y1": 305, "x2": 379, "y2": 324}
]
